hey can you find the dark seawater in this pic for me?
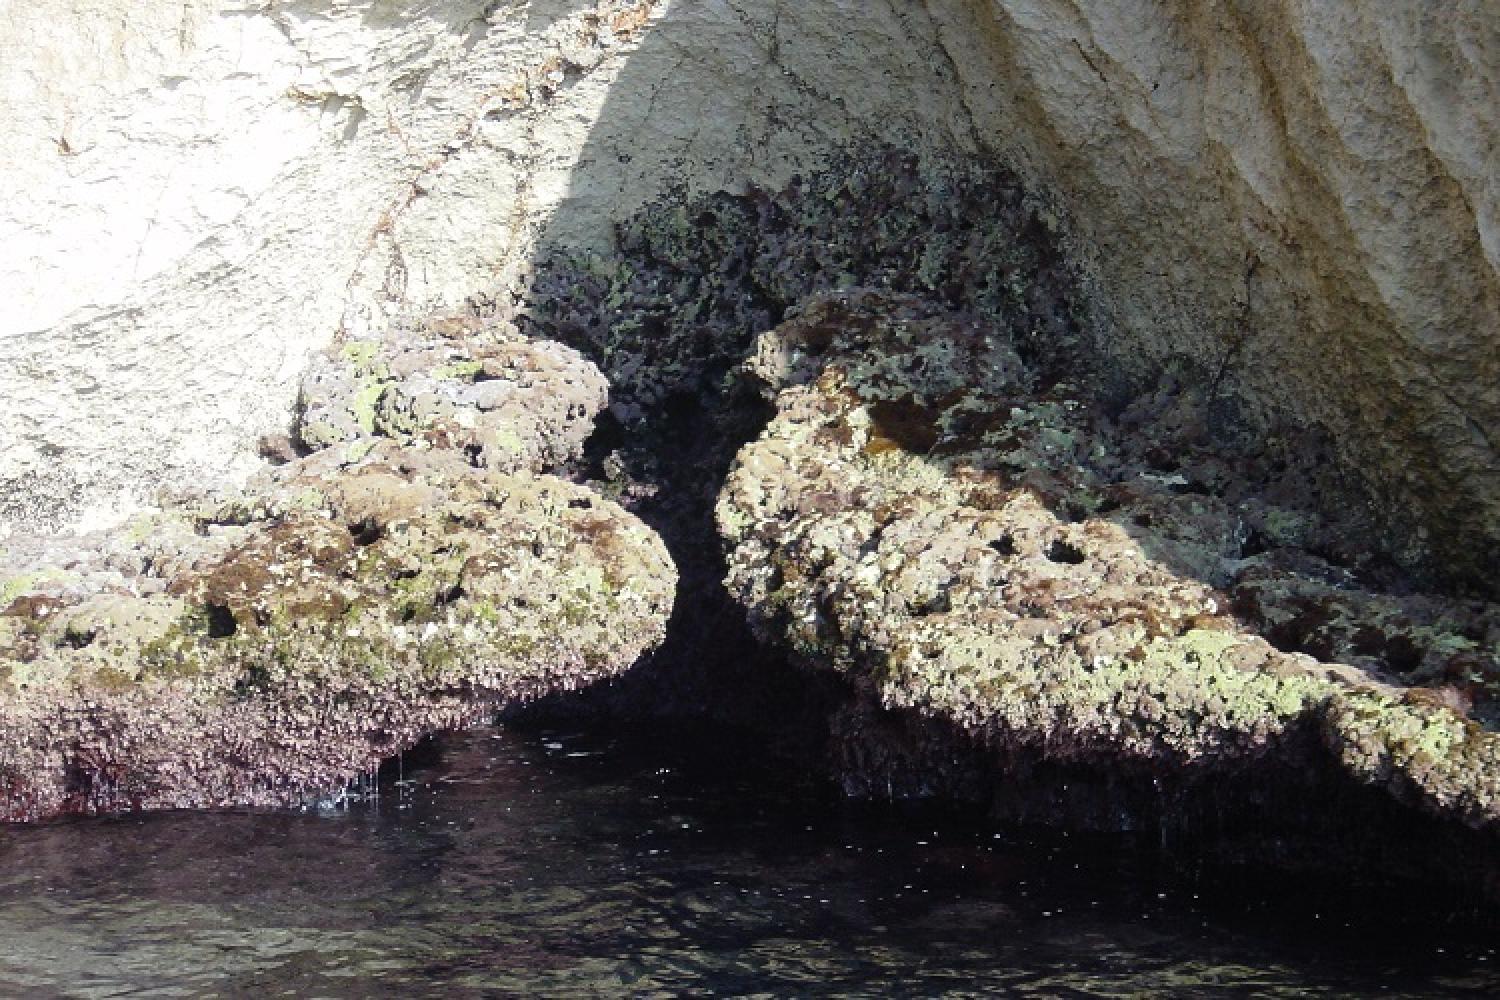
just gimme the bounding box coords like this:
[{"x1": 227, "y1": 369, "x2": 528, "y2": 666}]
[{"x1": 0, "y1": 725, "x2": 1495, "y2": 998}]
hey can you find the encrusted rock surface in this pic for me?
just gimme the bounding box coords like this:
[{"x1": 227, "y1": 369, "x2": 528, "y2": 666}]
[
  {"x1": 2, "y1": 0, "x2": 1495, "y2": 892},
  {"x1": 293, "y1": 314, "x2": 609, "y2": 474},
  {"x1": 718, "y1": 291, "x2": 1500, "y2": 846},
  {"x1": 0, "y1": 323, "x2": 675, "y2": 820}
]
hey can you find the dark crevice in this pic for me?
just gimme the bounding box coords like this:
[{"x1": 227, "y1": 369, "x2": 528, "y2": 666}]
[
  {"x1": 204, "y1": 603, "x2": 238, "y2": 639},
  {"x1": 516, "y1": 147, "x2": 1086, "y2": 747},
  {"x1": 1045, "y1": 540, "x2": 1087, "y2": 565},
  {"x1": 60, "y1": 628, "x2": 96, "y2": 651},
  {"x1": 348, "y1": 517, "x2": 384, "y2": 547}
]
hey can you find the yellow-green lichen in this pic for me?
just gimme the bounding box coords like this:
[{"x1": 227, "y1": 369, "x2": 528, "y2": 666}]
[
  {"x1": 1, "y1": 571, "x2": 67, "y2": 611},
  {"x1": 434, "y1": 360, "x2": 485, "y2": 381},
  {"x1": 341, "y1": 340, "x2": 381, "y2": 371},
  {"x1": 351, "y1": 380, "x2": 390, "y2": 436}
]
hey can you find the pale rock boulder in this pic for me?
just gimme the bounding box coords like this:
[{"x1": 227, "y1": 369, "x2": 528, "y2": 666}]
[{"x1": 0, "y1": 322, "x2": 677, "y2": 820}]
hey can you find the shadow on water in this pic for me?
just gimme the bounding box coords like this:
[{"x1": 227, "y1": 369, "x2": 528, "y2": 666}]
[{"x1": 0, "y1": 724, "x2": 1495, "y2": 996}]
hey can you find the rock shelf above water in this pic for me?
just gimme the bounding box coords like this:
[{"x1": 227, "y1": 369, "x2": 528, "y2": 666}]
[
  {"x1": 0, "y1": 323, "x2": 675, "y2": 820},
  {"x1": 718, "y1": 290, "x2": 1500, "y2": 872}
]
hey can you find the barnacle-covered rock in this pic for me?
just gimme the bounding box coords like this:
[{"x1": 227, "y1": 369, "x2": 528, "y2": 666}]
[
  {"x1": 718, "y1": 290, "x2": 1500, "y2": 836},
  {"x1": 0, "y1": 328, "x2": 674, "y2": 821}
]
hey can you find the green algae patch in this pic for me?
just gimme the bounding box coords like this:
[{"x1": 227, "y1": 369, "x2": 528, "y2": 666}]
[
  {"x1": 1, "y1": 570, "x2": 70, "y2": 613},
  {"x1": 341, "y1": 340, "x2": 382, "y2": 370},
  {"x1": 351, "y1": 380, "x2": 389, "y2": 436}
]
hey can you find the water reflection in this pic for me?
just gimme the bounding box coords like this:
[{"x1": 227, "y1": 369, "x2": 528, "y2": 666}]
[{"x1": 0, "y1": 725, "x2": 1493, "y2": 997}]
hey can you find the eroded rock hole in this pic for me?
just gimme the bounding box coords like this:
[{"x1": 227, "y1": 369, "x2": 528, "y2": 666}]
[
  {"x1": 1145, "y1": 449, "x2": 1179, "y2": 474},
  {"x1": 867, "y1": 397, "x2": 942, "y2": 455},
  {"x1": 348, "y1": 517, "x2": 384, "y2": 547},
  {"x1": 1170, "y1": 479, "x2": 1211, "y2": 496},
  {"x1": 1256, "y1": 603, "x2": 1338, "y2": 663},
  {"x1": 1263, "y1": 624, "x2": 1336, "y2": 663},
  {"x1": 60, "y1": 627, "x2": 96, "y2": 650},
  {"x1": 1240, "y1": 528, "x2": 1272, "y2": 559},
  {"x1": 1046, "y1": 540, "x2": 1087, "y2": 565},
  {"x1": 204, "y1": 603, "x2": 238, "y2": 639},
  {"x1": 913, "y1": 585, "x2": 954, "y2": 617},
  {"x1": 1384, "y1": 634, "x2": 1425, "y2": 675}
]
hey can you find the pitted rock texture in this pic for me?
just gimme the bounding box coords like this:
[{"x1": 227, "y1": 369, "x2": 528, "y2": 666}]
[
  {"x1": 293, "y1": 314, "x2": 608, "y2": 474},
  {"x1": 717, "y1": 291, "x2": 1500, "y2": 835},
  {"x1": 0, "y1": 327, "x2": 675, "y2": 820}
]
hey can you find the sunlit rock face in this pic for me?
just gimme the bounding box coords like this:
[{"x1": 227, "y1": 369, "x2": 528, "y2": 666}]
[
  {"x1": 0, "y1": 0, "x2": 618, "y2": 531},
  {"x1": 3, "y1": 1, "x2": 1494, "y2": 587},
  {"x1": 0, "y1": 0, "x2": 967, "y2": 535}
]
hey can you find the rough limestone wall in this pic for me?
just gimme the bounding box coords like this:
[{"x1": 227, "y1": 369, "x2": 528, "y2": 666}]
[
  {"x1": 3, "y1": 0, "x2": 1495, "y2": 590},
  {"x1": 0, "y1": 0, "x2": 977, "y2": 536},
  {"x1": 927, "y1": 0, "x2": 1499, "y2": 588},
  {"x1": 0, "y1": 0, "x2": 628, "y2": 532}
]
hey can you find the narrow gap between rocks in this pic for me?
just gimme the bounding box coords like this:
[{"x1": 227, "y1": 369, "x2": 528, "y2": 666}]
[{"x1": 496, "y1": 146, "x2": 1500, "y2": 898}]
